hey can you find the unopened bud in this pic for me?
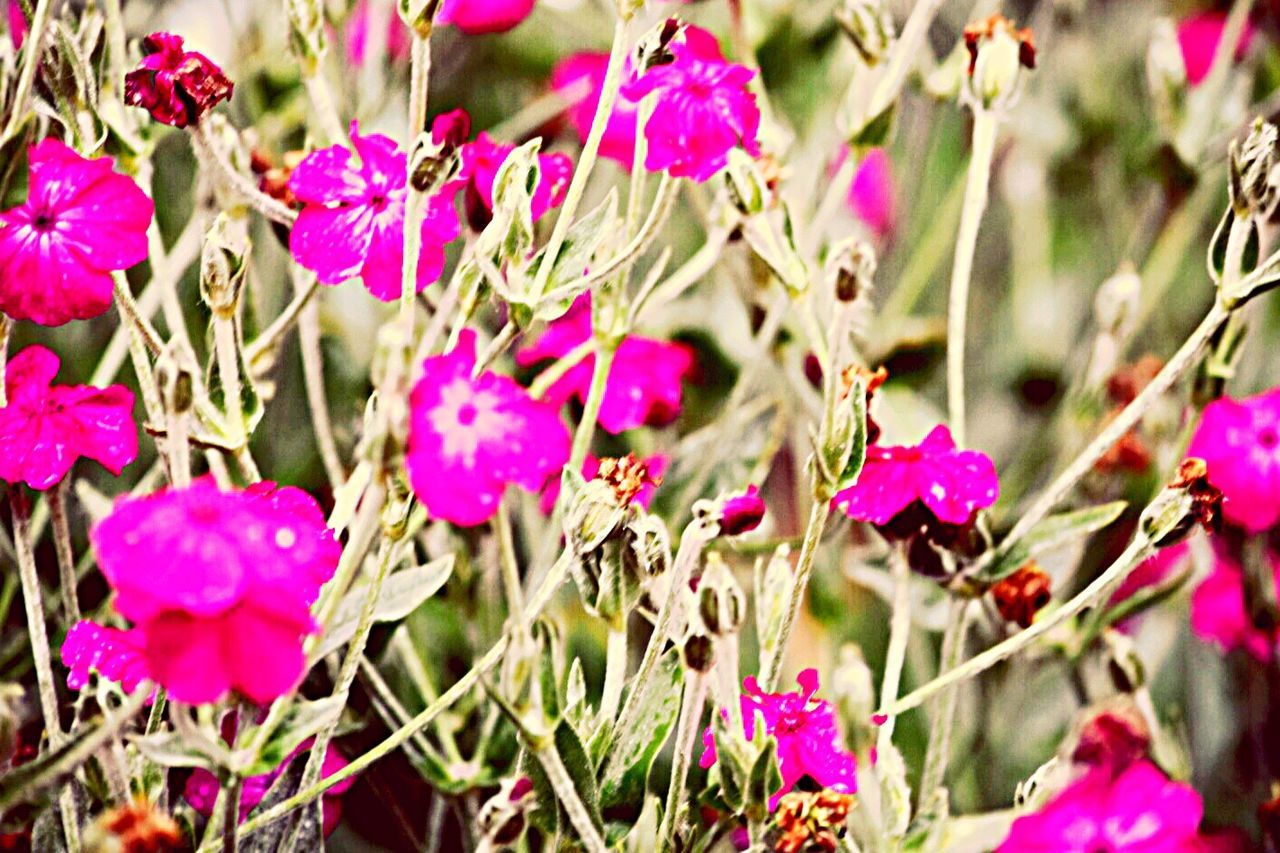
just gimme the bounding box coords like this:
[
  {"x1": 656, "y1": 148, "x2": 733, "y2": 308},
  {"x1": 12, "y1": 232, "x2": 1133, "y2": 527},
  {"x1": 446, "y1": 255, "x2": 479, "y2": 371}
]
[
  {"x1": 564, "y1": 479, "x2": 628, "y2": 555},
  {"x1": 1071, "y1": 701, "x2": 1151, "y2": 776},
  {"x1": 698, "y1": 553, "x2": 747, "y2": 636},
  {"x1": 199, "y1": 213, "x2": 250, "y2": 316},
  {"x1": 827, "y1": 238, "x2": 876, "y2": 303},
  {"x1": 476, "y1": 776, "x2": 536, "y2": 848},
  {"x1": 635, "y1": 18, "x2": 683, "y2": 72},
  {"x1": 683, "y1": 631, "x2": 716, "y2": 672},
  {"x1": 624, "y1": 514, "x2": 672, "y2": 579},
  {"x1": 990, "y1": 562, "x2": 1052, "y2": 629},
  {"x1": 410, "y1": 109, "x2": 471, "y2": 194},
  {"x1": 156, "y1": 345, "x2": 195, "y2": 416},
  {"x1": 84, "y1": 798, "x2": 183, "y2": 853},
  {"x1": 962, "y1": 15, "x2": 1036, "y2": 110},
  {"x1": 836, "y1": 0, "x2": 895, "y2": 65},
  {"x1": 718, "y1": 485, "x2": 766, "y2": 537},
  {"x1": 398, "y1": 0, "x2": 442, "y2": 37},
  {"x1": 725, "y1": 149, "x2": 769, "y2": 216},
  {"x1": 1229, "y1": 118, "x2": 1280, "y2": 217}
]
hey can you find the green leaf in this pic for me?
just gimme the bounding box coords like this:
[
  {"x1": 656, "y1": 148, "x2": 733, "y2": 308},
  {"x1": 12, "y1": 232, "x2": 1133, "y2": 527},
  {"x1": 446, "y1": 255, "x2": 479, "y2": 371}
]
[
  {"x1": 315, "y1": 556, "x2": 454, "y2": 658},
  {"x1": 129, "y1": 731, "x2": 220, "y2": 770},
  {"x1": 528, "y1": 721, "x2": 605, "y2": 835},
  {"x1": 981, "y1": 501, "x2": 1128, "y2": 583},
  {"x1": 530, "y1": 190, "x2": 619, "y2": 323},
  {"x1": 244, "y1": 696, "x2": 343, "y2": 776},
  {"x1": 833, "y1": 381, "x2": 869, "y2": 493},
  {"x1": 746, "y1": 737, "x2": 782, "y2": 819},
  {"x1": 848, "y1": 101, "x2": 896, "y2": 149},
  {"x1": 599, "y1": 651, "x2": 682, "y2": 813}
]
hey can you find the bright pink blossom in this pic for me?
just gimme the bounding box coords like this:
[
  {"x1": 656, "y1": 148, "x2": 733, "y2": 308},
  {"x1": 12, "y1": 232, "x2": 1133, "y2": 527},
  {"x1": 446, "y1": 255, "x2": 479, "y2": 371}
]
[
  {"x1": 539, "y1": 453, "x2": 667, "y2": 514},
  {"x1": 61, "y1": 621, "x2": 150, "y2": 694},
  {"x1": 998, "y1": 761, "x2": 1205, "y2": 852},
  {"x1": 344, "y1": 0, "x2": 411, "y2": 67},
  {"x1": 289, "y1": 123, "x2": 460, "y2": 301},
  {"x1": 517, "y1": 294, "x2": 695, "y2": 434},
  {"x1": 720, "y1": 485, "x2": 766, "y2": 535},
  {"x1": 550, "y1": 52, "x2": 639, "y2": 169},
  {"x1": 0, "y1": 140, "x2": 154, "y2": 326},
  {"x1": 846, "y1": 148, "x2": 896, "y2": 239},
  {"x1": 832, "y1": 425, "x2": 999, "y2": 526},
  {"x1": 1177, "y1": 11, "x2": 1255, "y2": 87},
  {"x1": 91, "y1": 479, "x2": 340, "y2": 704},
  {"x1": 438, "y1": 0, "x2": 536, "y2": 34},
  {"x1": 1187, "y1": 387, "x2": 1280, "y2": 532},
  {"x1": 457, "y1": 130, "x2": 573, "y2": 227},
  {"x1": 407, "y1": 330, "x2": 570, "y2": 527},
  {"x1": 0, "y1": 345, "x2": 136, "y2": 490},
  {"x1": 1190, "y1": 547, "x2": 1279, "y2": 662},
  {"x1": 8, "y1": 0, "x2": 26, "y2": 49},
  {"x1": 124, "y1": 32, "x2": 234, "y2": 128},
  {"x1": 621, "y1": 26, "x2": 761, "y2": 182}
]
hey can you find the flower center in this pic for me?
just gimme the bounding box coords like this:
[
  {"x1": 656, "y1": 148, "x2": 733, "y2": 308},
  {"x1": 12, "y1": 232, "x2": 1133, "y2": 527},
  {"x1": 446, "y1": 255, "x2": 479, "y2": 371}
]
[
  {"x1": 457, "y1": 402, "x2": 478, "y2": 426},
  {"x1": 1261, "y1": 428, "x2": 1279, "y2": 449},
  {"x1": 31, "y1": 210, "x2": 55, "y2": 231}
]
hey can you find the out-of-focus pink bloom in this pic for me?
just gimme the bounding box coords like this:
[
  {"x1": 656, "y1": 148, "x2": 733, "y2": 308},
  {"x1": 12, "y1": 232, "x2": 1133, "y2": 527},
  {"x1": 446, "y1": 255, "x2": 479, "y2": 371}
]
[
  {"x1": 344, "y1": 0, "x2": 411, "y2": 67},
  {"x1": 457, "y1": 130, "x2": 573, "y2": 227},
  {"x1": 846, "y1": 148, "x2": 896, "y2": 239},
  {"x1": 720, "y1": 485, "x2": 766, "y2": 535},
  {"x1": 185, "y1": 738, "x2": 354, "y2": 834},
  {"x1": 1190, "y1": 548, "x2": 1279, "y2": 662},
  {"x1": 1188, "y1": 388, "x2": 1280, "y2": 533},
  {"x1": 701, "y1": 669, "x2": 857, "y2": 810},
  {"x1": 61, "y1": 621, "x2": 150, "y2": 694},
  {"x1": 832, "y1": 425, "x2": 999, "y2": 526},
  {"x1": 407, "y1": 330, "x2": 570, "y2": 526},
  {"x1": 1177, "y1": 11, "x2": 1256, "y2": 87},
  {"x1": 998, "y1": 761, "x2": 1205, "y2": 852},
  {"x1": 0, "y1": 140, "x2": 153, "y2": 326},
  {"x1": 539, "y1": 453, "x2": 667, "y2": 514},
  {"x1": 550, "y1": 52, "x2": 639, "y2": 169},
  {"x1": 517, "y1": 294, "x2": 694, "y2": 434},
  {"x1": 289, "y1": 123, "x2": 460, "y2": 301},
  {"x1": 8, "y1": 0, "x2": 26, "y2": 49},
  {"x1": 621, "y1": 25, "x2": 761, "y2": 182},
  {"x1": 0, "y1": 346, "x2": 136, "y2": 490},
  {"x1": 91, "y1": 479, "x2": 340, "y2": 704},
  {"x1": 438, "y1": 0, "x2": 536, "y2": 34},
  {"x1": 124, "y1": 32, "x2": 233, "y2": 128},
  {"x1": 1108, "y1": 542, "x2": 1191, "y2": 634}
]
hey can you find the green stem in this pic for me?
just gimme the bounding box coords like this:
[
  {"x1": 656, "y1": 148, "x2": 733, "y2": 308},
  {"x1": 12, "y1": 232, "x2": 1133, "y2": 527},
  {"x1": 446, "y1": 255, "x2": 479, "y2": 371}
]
[
  {"x1": 529, "y1": 339, "x2": 594, "y2": 400},
  {"x1": 532, "y1": 738, "x2": 606, "y2": 853},
  {"x1": 598, "y1": 627, "x2": 627, "y2": 726},
  {"x1": 761, "y1": 499, "x2": 830, "y2": 691},
  {"x1": 48, "y1": 482, "x2": 79, "y2": 624},
  {"x1": 222, "y1": 778, "x2": 242, "y2": 853},
  {"x1": 1, "y1": 0, "x2": 51, "y2": 142},
  {"x1": 495, "y1": 500, "x2": 524, "y2": 618},
  {"x1": 875, "y1": 550, "x2": 912, "y2": 751},
  {"x1": 192, "y1": 123, "x2": 297, "y2": 225},
  {"x1": 917, "y1": 598, "x2": 969, "y2": 808},
  {"x1": 296, "y1": 298, "x2": 345, "y2": 489},
  {"x1": 212, "y1": 313, "x2": 247, "y2": 448},
  {"x1": 659, "y1": 672, "x2": 709, "y2": 852},
  {"x1": 567, "y1": 343, "x2": 617, "y2": 478}
]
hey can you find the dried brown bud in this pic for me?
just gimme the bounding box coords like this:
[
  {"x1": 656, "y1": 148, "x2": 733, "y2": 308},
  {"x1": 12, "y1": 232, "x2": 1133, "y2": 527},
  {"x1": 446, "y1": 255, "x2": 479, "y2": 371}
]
[
  {"x1": 1106, "y1": 355, "x2": 1163, "y2": 406},
  {"x1": 773, "y1": 789, "x2": 857, "y2": 853},
  {"x1": 1096, "y1": 428, "x2": 1152, "y2": 474},
  {"x1": 1071, "y1": 703, "x2": 1151, "y2": 778},
  {"x1": 1172, "y1": 457, "x2": 1224, "y2": 536},
  {"x1": 990, "y1": 562, "x2": 1052, "y2": 629},
  {"x1": 84, "y1": 799, "x2": 183, "y2": 853},
  {"x1": 841, "y1": 365, "x2": 887, "y2": 444},
  {"x1": 597, "y1": 453, "x2": 662, "y2": 505},
  {"x1": 963, "y1": 15, "x2": 1037, "y2": 75}
]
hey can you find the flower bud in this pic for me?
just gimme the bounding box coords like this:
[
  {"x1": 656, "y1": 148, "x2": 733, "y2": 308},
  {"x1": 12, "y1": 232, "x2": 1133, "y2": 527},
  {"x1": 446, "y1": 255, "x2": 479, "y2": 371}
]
[
  {"x1": 199, "y1": 213, "x2": 250, "y2": 317},
  {"x1": 410, "y1": 109, "x2": 471, "y2": 194},
  {"x1": 156, "y1": 344, "x2": 195, "y2": 416},
  {"x1": 827, "y1": 238, "x2": 876, "y2": 303},
  {"x1": 476, "y1": 776, "x2": 536, "y2": 849},
  {"x1": 836, "y1": 0, "x2": 895, "y2": 66},
  {"x1": 624, "y1": 514, "x2": 672, "y2": 579},
  {"x1": 990, "y1": 562, "x2": 1052, "y2": 629},
  {"x1": 1070, "y1": 701, "x2": 1151, "y2": 777},
  {"x1": 634, "y1": 17, "x2": 683, "y2": 73},
  {"x1": 564, "y1": 479, "x2": 628, "y2": 555},
  {"x1": 398, "y1": 0, "x2": 442, "y2": 37},
  {"x1": 1229, "y1": 118, "x2": 1280, "y2": 218},
  {"x1": 682, "y1": 631, "x2": 716, "y2": 672},
  {"x1": 718, "y1": 485, "x2": 766, "y2": 537},
  {"x1": 1139, "y1": 457, "x2": 1223, "y2": 546},
  {"x1": 962, "y1": 15, "x2": 1036, "y2": 110},
  {"x1": 725, "y1": 149, "x2": 769, "y2": 217},
  {"x1": 698, "y1": 552, "x2": 747, "y2": 636}
]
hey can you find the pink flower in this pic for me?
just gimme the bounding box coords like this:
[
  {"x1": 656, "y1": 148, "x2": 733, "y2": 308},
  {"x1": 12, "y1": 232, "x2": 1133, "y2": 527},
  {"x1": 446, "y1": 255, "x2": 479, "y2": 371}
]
[
  {"x1": 550, "y1": 52, "x2": 639, "y2": 169},
  {"x1": 1187, "y1": 387, "x2": 1280, "y2": 533},
  {"x1": 846, "y1": 148, "x2": 896, "y2": 239},
  {"x1": 998, "y1": 761, "x2": 1205, "y2": 852},
  {"x1": 516, "y1": 294, "x2": 695, "y2": 434},
  {"x1": 701, "y1": 669, "x2": 856, "y2": 809},
  {"x1": 61, "y1": 621, "x2": 150, "y2": 694},
  {"x1": 832, "y1": 425, "x2": 999, "y2": 526},
  {"x1": 344, "y1": 0, "x2": 411, "y2": 67},
  {"x1": 621, "y1": 26, "x2": 761, "y2": 182},
  {"x1": 289, "y1": 123, "x2": 460, "y2": 301},
  {"x1": 1177, "y1": 11, "x2": 1255, "y2": 87},
  {"x1": 457, "y1": 129, "x2": 573, "y2": 229},
  {"x1": 538, "y1": 453, "x2": 667, "y2": 514},
  {"x1": 0, "y1": 345, "x2": 137, "y2": 490},
  {"x1": 720, "y1": 485, "x2": 766, "y2": 535},
  {"x1": 438, "y1": 0, "x2": 536, "y2": 34},
  {"x1": 1108, "y1": 543, "x2": 1191, "y2": 633},
  {"x1": 0, "y1": 140, "x2": 154, "y2": 326},
  {"x1": 407, "y1": 330, "x2": 571, "y2": 526},
  {"x1": 124, "y1": 33, "x2": 234, "y2": 128},
  {"x1": 90, "y1": 479, "x2": 340, "y2": 705},
  {"x1": 1190, "y1": 547, "x2": 1279, "y2": 662},
  {"x1": 8, "y1": 0, "x2": 26, "y2": 49}
]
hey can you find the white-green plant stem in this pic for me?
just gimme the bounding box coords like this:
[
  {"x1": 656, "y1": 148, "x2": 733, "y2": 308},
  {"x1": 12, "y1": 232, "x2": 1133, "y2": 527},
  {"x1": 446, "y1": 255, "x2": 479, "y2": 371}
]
[
  {"x1": 761, "y1": 498, "x2": 831, "y2": 692},
  {"x1": 529, "y1": 340, "x2": 594, "y2": 400},
  {"x1": 598, "y1": 626, "x2": 627, "y2": 726},
  {"x1": 947, "y1": 109, "x2": 999, "y2": 448},
  {"x1": 532, "y1": 738, "x2": 607, "y2": 853},
  {"x1": 245, "y1": 274, "x2": 322, "y2": 367},
  {"x1": 1, "y1": 0, "x2": 51, "y2": 142},
  {"x1": 495, "y1": 500, "x2": 524, "y2": 618},
  {"x1": 865, "y1": 0, "x2": 949, "y2": 122},
  {"x1": 917, "y1": 598, "x2": 970, "y2": 808},
  {"x1": 297, "y1": 298, "x2": 345, "y2": 488},
  {"x1": 875, "y1": 550, "x2": 912, "y2": 752},
  {"x1": 212, "y1": 312, "x2": 248, "y2": 449},
  {"x1": 659, "y1": 671, "x2": 710, "y2": 852},
  {"x1": 566, "y1": 342, "x2": 617, "y2": 478},
  {"x1": 48, "y1": 482, "x2": 79, "y2": 623},
  {"x1": 193, "y1": 123, "x2": 297, "y2": 225}
]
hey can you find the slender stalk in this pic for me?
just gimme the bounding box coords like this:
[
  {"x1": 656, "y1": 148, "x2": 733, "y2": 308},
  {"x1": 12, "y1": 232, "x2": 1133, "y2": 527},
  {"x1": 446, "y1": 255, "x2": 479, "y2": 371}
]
[
  {"x1": 761, "y1": 500, "x2": 831, "y2": 691},
  {"x1": 212, "y1": 314, "x2": 247, "y2": 447},
  {"x1": 573, "y1": 174, "x2": 679, "y2": 293},
  {"x1": 917, "y1": 598, "x2": 969, "y2": 807},
  {"x1": 865, "y1": 0, "x2": 949, "y2": 121},
  {"x1": 12, "y1": 494, "x2": 62, "y2": 744},
  {"x1": 245, "y1": 274, "x2": 322, "y2": 367},
  {"x1": 48, "y1": 482, "x2": 79, "y2": 623},
  {"x1": 567, "y1": 343, "x2": 617, "y2": 478},
  {"x1": 659, "y1": 672, "x2": 709, "y2": 852},
  {"x1": 399, "y1": 30, "x2": 434, "y2": 333},
  {"x1": 875, "y1": 550, "x2": 912, "y2": 751},
  {"x1": 192, "y1": 123, "x2": 297, "y2": 225},
  {"x1": 0, "y1": 315, "x2": 11, "y2": 408},
  {"x1": 297, "y1": 299, "x2": 345, "y2": 488},
  {"x1": 222, "y1": 778, "x2": 242, "y2": 853},
  {"x1": 532, "y1": 740, "x2": 606, "y2": 853},
  {"x1": 301, "y1": 71, "x2": 346, "y2": 148},
  {"x1": 529, "y1": 340, "x2": 594, "y2": 400},
  {"x1": 598, "y1": 627, "x2": 627, "y2": 726},
  {"x1": 1, "y1": 0, "x2": 52, "y2": 142}
]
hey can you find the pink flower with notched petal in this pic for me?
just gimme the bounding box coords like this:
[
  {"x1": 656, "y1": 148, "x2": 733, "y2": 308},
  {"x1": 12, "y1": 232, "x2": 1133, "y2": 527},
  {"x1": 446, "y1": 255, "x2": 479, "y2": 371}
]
[
  {"x1": 701, "y1": 669, "x2": 857, "y2": 810},
  {"x1": 407, "y1": 330, "x2": 570, "y2": 527},
  {"x1": 0, "y1": 140, "x2": 154, "y2": 326},
  {"x1": 438, "y1": 0, "x2": 536, "y2": 34},
  {"x1": 1190, "y1": 545, "x2": 1279, "y2": 662},
  {"x1": 1177, "y1": 11, "x2": 1255, "y2": 87},
  {"x1": 998, "y1": 761, "x2": 1205, "y2": 852},
  {"x1": 846, "y1": 148, "x2": 896, "y2": 239},
  {"x1": 516, "y1": 294, "x2": 694, "y2": 434},
  {"x1": 61, "y1": 621, "x2": 150, "y2": 694},
  {"x1": 622, "y1": 25, "x2": 761, "y2": 183},
  {"x1": 551, "y1": 52, "x2": 640, "y2": 170},
  {"x1": 0, "y1": 346, "x2": 137, "y2": 490},
  {"x1": 456, "y1": 129, "x2": 573, "y2": 228},
  {"x1": 539, "y1": 453, "x2": 667, "y2": 514},
  {"x1": 289, "y1": 122, "x2": 460, "y2": 302},
  {"x1": 91, "y1": 478, "x2": 340, "y2": 705},
  {"x1": 344, "y1": 0, "x2": 411, "y2": 67},
  {"x1": 124, "y1": 32, "x2": 233, "y2": 128},
  {"x1": 832, "y1": 425, "x2": 999, "y2": 526},
  {"x1": 1187, "y1": 387, "x2": 1280, "y2": 533}
]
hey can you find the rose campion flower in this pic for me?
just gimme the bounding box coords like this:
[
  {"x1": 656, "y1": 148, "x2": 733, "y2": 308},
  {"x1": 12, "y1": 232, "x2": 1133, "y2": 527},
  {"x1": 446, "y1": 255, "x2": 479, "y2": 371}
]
[
  {"x1": 701, "y1": 669, "x2": 857, "y2": 809},
  {"x1": 344, "y1": 0, "x2": 411, "y2": 67},
  {"x1": 0, "y1": 140, "x2": 154, "y2": 326},
  {"x1": 457, "y1": 129, "x2": 573, "y2": 228},
  {"x1": 1177, "y1": 11, "x2": 1256, "y2": 87},
  {"x1": 832, "y1": 425, "x2": 999, "y2": 526},
  {"x1": 438, "y1": 0, "x2": 537, "y2": 34},
  {"x1": 550, "y1": 52, "x2": 639, "y2": 169},
  {"x1": 846, "y1": 148, "x2": 896, "y2": 239},
  {"x1": 8, "y1": 0, "x2": 26, "y2": 49},
  {"x1": 516, "y1": 294, "x2": 694, "y2": 434},
  {"x1": 91, "y1": 479, "x2": 341, "y2": 704},
  {"x1": 1190, "y1": 546, "x2": 1280, "y2": 662},
  {"x1": 289, "y1": 123, "x2": 460, "y2": 301},
  {"x1": 1187, "y1": 387, "x2": 1280, "y2": 532},
  {"x1": 998, "y1": 761, "x2": 1205, "y2": 852},
  {"x1": 407, "y1": 330, "x2": 571, "y2": 526},
  {"x1": 0, "y1": 345, "x2": 137, "y2": 490},
  {"x1": 621, "y1": 25, "x2": 761, "y2": 182},
  {"x1": 539, "y1": 453, "x2": 667, "y2": 514},
  {"x1": 720, "y1": 485, "x2": 766, "y2": 535},
  {"x1": 124, "y1": 32, "x2": 234, "y2": 128},
  {"x1": 61, "y1": 621, "x2": 150, "y2": 694}
]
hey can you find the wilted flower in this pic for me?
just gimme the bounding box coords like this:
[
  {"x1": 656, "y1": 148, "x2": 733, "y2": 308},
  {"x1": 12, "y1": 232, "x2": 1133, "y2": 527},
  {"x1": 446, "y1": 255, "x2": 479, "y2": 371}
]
[
  {"x1": 1187, "y1": 387, "x2": 1280, "y2": 533},
  {"x1": 990, "y1": 562, "x2": 1052, "y2": 629},
  {"x1": 438, "y1": 0, "x2": 537, "y2": 34},
  {"x1": 344, "y1": 0, "x2": 411, "y2": 67},
  {"x1": 61, "y1": 621, "x2": 150, "y2": 694},
  {"x1": 456, "y1": 128, "x2": 573, "y2": 228},
  {"x1": 773, "y1": 789, "x2": 858, "y2": 853},
  {"x1": 719, "y1": 485, "x2": 766, "y2": 536},
  {"x1": 91, "y1": 479, "x2": 341, "y2": 704},
  {"x1": 0, "y1": 345, "x2": 137, "y2": 490},
  {"x1": 550, "y1": 52, "x2": 639, "y2": 169},
  {"x1": 1177, "y1": 10, "x2": 1255, "y2": 87},
  {"x1": 962, "y1": 14, "x2": 1036, "y2": 109},
  {"x1": 1071, "y1": 704, "x2": 1152, "y2": 780},
  {"x1": 517, "y1": 294, "x2": 695, "y2": 434},
  {"x1": 845, "y1": 147, "x2": 896, "y2": 239},
  {"x1": 1190, "y1": 544, "x2": 1279, "y2": 662},
  {"x1": 84, "y1": 799, "x2": 183, "y2": 853},
  {"x1": 407, "y1": 330, "x2": 570, "y2": 526},
  {"x1": 289, "y1": 122, "x2": 460, "y2": 301},
  {"x1": 124, "y1": 32, "x2": 234, "y2": 128},
  {"x1": 0, "y1": 140, "x2": 154, "y2": 326},
  {"x1": 540, "y1": 453, "x2": 666, "y2": 514}
]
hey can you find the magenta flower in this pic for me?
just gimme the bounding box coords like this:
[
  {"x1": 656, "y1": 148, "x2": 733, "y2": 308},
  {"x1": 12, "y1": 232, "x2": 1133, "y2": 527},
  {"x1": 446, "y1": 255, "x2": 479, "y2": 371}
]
[
  {"x1": 8, "y1": 0, "x2": 26, "y2": 49},
  {"x1": 124, "y1": 32, "x2": 234, "y2": 128},
  {"x1": 846, "y1": 148, "x2": 896, "y2": 239},
  {"x1": 61, "y1": 621, "x2": 150, "y2": 694},
  {"x1": 0, "y1": 139, "x2": 154, "y2": 326},
  {"x1": 91, "y1": 479, "x2": 340, "y2": 705},
  {"x1": 720, "y1": 485, "x2": 766, "y2": 536},
  {"x1": 700, "y1": 669, "x2": 857, "y2": 809},
  {"x1": 550, "y1": 52, "x2": 639, "y2": 169},
  {"x1": 344, "y1": 0, "x2": 411, "y2": 67},
  {"x1": 438, "y1": 0, "x2": 536, "y2": 34},
  {"x1": 1177, "y1": 11, "x2": 1255, "y2": 87},
  {"x1": 516, "y1": 294, "x2": 695, "y2": 434},
  {"x1": 832, "y1": 425, "x2": 999, "y2": 526},
  {"x1": 1108, "y1": 543, "x2": 1191, "y2": 633},
  {"x1": 1187, "y1": 387, "x2": 1280, "y2": 532},
  {"x1": 457, "y1": 130, "x2": 573, "y2": 228},
  {"x1": 538, "y1": 453, "x2": 667, "y2": 514},
  {"x1": 289, "y1": 123, "x2": 460, "y2": 301},
  {"x1": 407, "y1": 330, "x2": 571, "y2": 527},
  {"x1": 0, "y1": 345, "x2": 137, "y2": 490},
  {"x1": 621, "y1": 25, "x2": 761, "y2": 182},
  {"x1": 998, "y1": 761, "x2": 1205, "y2": 852},
  {"x1": 1190, "y1": 547, "x2": 1279, "y2": 662}
]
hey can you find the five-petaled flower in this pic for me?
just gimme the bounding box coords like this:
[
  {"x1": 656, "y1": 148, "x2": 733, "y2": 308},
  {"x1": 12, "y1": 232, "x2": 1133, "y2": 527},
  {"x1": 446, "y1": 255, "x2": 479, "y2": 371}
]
[
  {"x1": 407, "y1": 329, "x2": 571, "y2": 526},
  {"x1": 1187, "y1": 386, "x2": 1280, "y2": 533},
  {"x1": 0, "y1": 345, "x2": 137, "y2": 490},
  {"x1": 0, "y1": 140, "x2": 154, "y2": 326},
  {"x1": 124, "y1": 32, "x2": 234, "y2": 128}
]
